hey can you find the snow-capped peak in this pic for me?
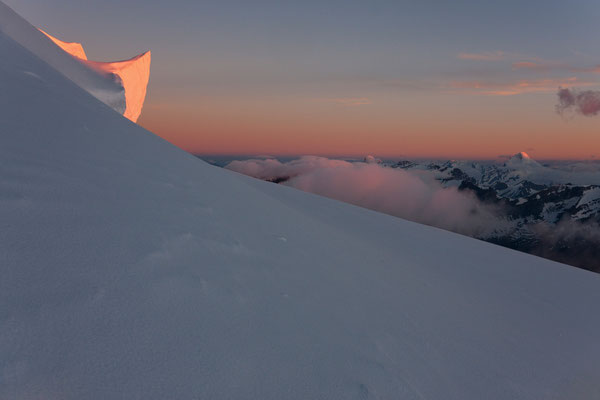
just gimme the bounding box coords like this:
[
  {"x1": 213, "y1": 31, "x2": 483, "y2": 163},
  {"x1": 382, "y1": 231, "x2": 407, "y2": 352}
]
[
  {"x1": 363, "y1": 155, "x2": 381, "y2": 164},
  {"x1": 508, "y1": 151, "x2": 538, "y2": 164},
  {"x1": 513, "y1": 151, "x2": 531, "y2": 160},
  {"x1": 505, "y1": 151, "x2": 542, "y2": 170}
]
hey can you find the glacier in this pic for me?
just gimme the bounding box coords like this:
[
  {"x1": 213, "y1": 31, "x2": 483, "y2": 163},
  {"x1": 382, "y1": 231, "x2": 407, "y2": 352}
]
[{"x1": 1, "y1": 2, "x2": 600, "y2": 399}]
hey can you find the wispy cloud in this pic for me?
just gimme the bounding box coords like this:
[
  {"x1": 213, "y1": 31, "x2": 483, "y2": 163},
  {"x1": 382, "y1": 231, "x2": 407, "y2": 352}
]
[
  {"x1": 314, "y1": 97, "x2": 372, "y2": 106},
  {"x1": 512, "y1": 60, "x2": 600, "y2": 74},
  {"x1": 459, "y1": 51, "x2": 555, "y2": 65},
  {"x1": 511, "y1": 61, "x2": 562, "y2": 72},
  {"x1": 449, "y1": 77, "x2": 596, "y2": 96},
  {"x1": 457, "y1": 51, "x2": 506, "y2": 61},
  {"x1": 460, "y1": 51, "x2": 600, "y2": 76},
  {"x1": 578, "y1": 65, "x2": 600, "y2": 74}
]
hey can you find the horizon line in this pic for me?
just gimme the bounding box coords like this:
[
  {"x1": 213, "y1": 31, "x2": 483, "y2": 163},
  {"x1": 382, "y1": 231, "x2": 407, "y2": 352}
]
[{"x1": 193, "y1": 152, "x2": 600, "y2": 162}]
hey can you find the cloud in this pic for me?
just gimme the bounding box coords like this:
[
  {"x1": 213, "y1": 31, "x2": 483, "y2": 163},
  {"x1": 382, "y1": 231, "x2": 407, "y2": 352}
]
[
  {"x1": 459, "y1": 51, "x2": 600, "y2": 77},
  {"x1": 457, "y1": 52, "x2": 552, "y2": 65},
  {"x1": 530, "y1": 218, "x2": 600, "y2": 272},
  {"x1": 511, "y1": 62, "x2": 600, "y2": 75},
  {"x1": 363, "y1": 155, "x2": 381, "y2": 164},
  {"x1": 314, "y1": 97, "x2": 372, "y2": 106},
  {"x1": 511, "y1": 61, "x2": 558, "y2": 72},
  {"x1": 226, "y1": 156, "x2": 503, "y2": 236},
  {"x1": 570, "y1": 65, "x2": 600, "y2": 74},
  {"x1": 510, "y1": 56, "x2": 579, "y2": 73},
  {"x1": 457, "y1": 51, "x2": 506, "y2": 61},
  {"x1": 450, "y1": 77, "x2": 595, "y2": 96},
  {"x1": 556, "y1": 87, "x2": 600, "y2": 117},
  {"x1": 225, "y1": 156, "x2": 349, "y2": 182}
]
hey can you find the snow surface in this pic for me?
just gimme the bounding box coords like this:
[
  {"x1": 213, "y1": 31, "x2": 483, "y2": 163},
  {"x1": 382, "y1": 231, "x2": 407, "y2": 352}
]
[
  {"x1": 40, "y1": 28, "x2": 151, "y2": 123},
  {"x1": 0, "y1": 2, "x2": 150, "y2": 122},
  {"x1": 84, "y1": 51, "x2": 151, "y2": 122},
  {"x1": 39, "y1": 28, "x2": 87, "y2": 60},
  {"x1": 578, "y1": 187, "x2": 600, "y2": 208},
  {"x1": 402, "y1": 153, "x2": 600, "y2": 201},
  {"x1": 502, "y1": 153, "x2": 600, "y2": 186},
  {"x1": 1, "y1": 7, "x2": 600, "y2": 400}
]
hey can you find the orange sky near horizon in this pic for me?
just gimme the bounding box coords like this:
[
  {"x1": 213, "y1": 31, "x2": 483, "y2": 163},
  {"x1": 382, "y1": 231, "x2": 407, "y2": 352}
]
[{"x1": 138, "y1": 91, "x2": 600, "y2": 160}]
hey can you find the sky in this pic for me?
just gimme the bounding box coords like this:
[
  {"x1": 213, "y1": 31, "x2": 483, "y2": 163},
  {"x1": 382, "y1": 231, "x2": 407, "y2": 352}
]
[{"x1": 6, "y1": 0, "x2": 600, "y2": 159}]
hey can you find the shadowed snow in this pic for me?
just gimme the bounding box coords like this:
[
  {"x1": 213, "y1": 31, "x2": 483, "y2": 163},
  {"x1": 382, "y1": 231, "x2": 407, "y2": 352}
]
[
  {"x1": 1, "y1": 3, "x2": 600, "y2": 399},
  {"x1": 0, "y1": 2, "x2": 150, "y2": 122}
]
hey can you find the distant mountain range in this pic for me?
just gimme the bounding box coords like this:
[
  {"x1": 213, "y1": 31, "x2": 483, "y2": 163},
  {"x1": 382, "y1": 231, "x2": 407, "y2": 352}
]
[{"x1": 388, "y1": 152, "x2": 600, "y2": 271}]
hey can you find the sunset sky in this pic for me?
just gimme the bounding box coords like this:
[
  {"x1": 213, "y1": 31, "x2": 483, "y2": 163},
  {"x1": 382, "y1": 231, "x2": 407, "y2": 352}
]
[{"x1": 7, "y1": 0, "x2": 600, "y2": 159}]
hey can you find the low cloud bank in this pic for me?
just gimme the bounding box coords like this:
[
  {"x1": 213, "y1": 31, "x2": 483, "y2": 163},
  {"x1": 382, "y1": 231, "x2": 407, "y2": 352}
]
[
  {"x1": 556, "y1": 87, "x2": 600, "y2": 117},
  {"x1": 530, "y1": 218, "x2": 600, "y2": 271},
  {"x1": 226, "y1": 156, "x2": 502, "y2": 236}
]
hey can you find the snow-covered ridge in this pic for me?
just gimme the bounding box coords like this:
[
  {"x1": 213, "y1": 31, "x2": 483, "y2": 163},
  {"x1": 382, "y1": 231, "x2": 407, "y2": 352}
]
[
  {"x1": 393, "y1": 152, "x2": 600, "y2": 200},
  {"x1": 397, "y1": 153, "x2": 600, "y2": 224},
  {"x1": 2, "y1": 4, "x2": 600, "y2": 399},
  {"x1": 384, "y1": 153, "x2": 600, "y2": 270},
  {"x1": 84, "y1": 51, "x2": 151, "y2": 122},
  {"x1": 39, "y1": 28, "x2": 87, "y2": 59},
  {"x1": 0, "y1": 2, "x2": 150, "y2": 122},
  {"x1": 41, "y1": 29, "x2": 151, "y2": 122}
]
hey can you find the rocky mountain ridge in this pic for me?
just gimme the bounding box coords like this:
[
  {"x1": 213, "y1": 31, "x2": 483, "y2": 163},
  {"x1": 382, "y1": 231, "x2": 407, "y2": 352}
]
[{"x1": 390, "y1": 153, "x2": 600, "y2": 271}]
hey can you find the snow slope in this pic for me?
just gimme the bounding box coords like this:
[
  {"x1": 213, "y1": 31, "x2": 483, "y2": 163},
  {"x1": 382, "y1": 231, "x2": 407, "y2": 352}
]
[
  {"x1": 39, "y1": 28, "x2": 87, "y2": 60},
  {"x1": 1, "y1": 9, "x2": 600, "y2": 400},
  {"x1": 41, "y1": 29, "x2": 151, "y2": 123},
  {"x1": 84, "y1": 51, "x2": 151, "y2": 123},
  {"x1": 0, "y1": 2, "x2": 150, "y2": 122}
]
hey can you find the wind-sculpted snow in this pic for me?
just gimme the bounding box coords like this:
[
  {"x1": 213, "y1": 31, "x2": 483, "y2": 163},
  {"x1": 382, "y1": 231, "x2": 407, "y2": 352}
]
[
  {"x1": 0, "y1": 2, "x2": 150, "y2": 122},
  {"x1": 84, "y1": 51, "x2": 151, "y2": 122},
  {"x1": 2, "y1": 5, "x2": 600, "y2": 399},
  {"x1": 39, "y1": 28, "x2": 87, "y2": 59},
  {"x1": 39, "y1": 29, "x2": 151, "y2": 122}
]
